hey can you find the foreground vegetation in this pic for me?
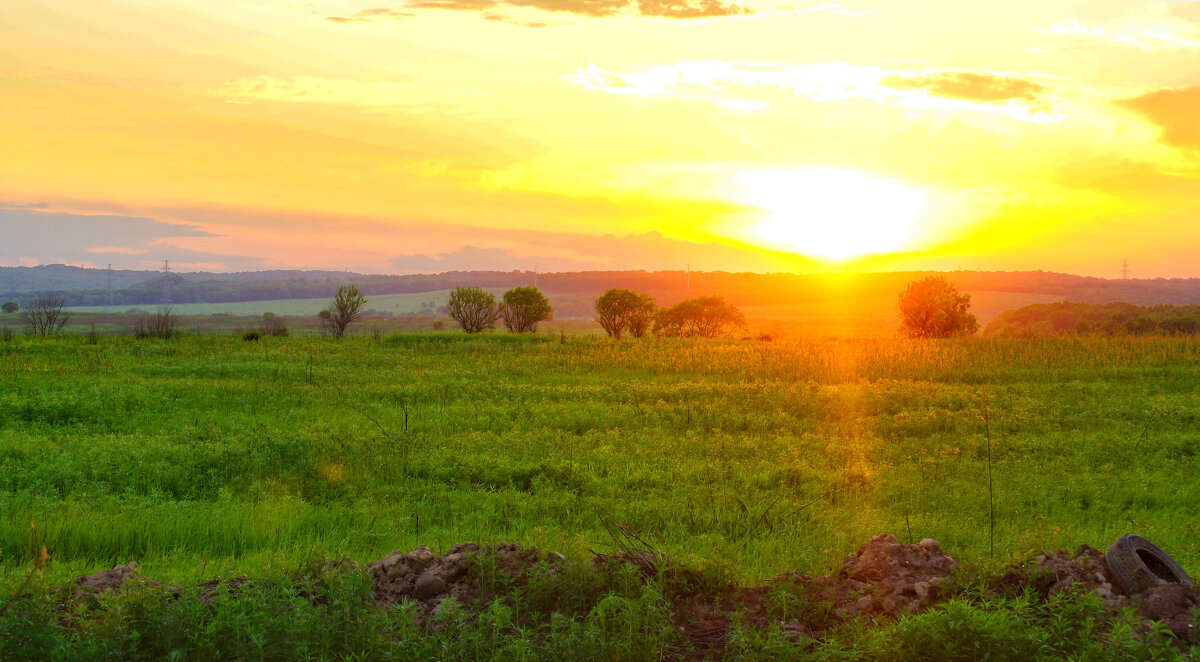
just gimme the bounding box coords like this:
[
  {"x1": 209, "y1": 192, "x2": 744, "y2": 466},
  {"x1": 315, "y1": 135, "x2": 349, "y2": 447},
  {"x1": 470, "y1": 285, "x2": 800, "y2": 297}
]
[{"x1": 2, "y1": 333, "x2": 1199, "y2": 658}]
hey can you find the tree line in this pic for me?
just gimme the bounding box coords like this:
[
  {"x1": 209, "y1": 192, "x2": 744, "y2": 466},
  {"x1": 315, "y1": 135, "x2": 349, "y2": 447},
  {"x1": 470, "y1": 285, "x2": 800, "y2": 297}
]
[{"x1": 985, "y1": 301, "x2": 1200, "y2": 337}]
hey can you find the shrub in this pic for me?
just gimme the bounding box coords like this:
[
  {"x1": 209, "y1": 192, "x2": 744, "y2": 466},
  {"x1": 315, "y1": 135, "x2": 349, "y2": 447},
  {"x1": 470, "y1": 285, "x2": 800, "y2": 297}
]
[
  {"x1": 133, "y1": 308, "x2": 177, "y2": 339},
  {"x1": 898, "y1": 276, "x2": 980, "y2": 339},
  {"x1": 447, "y1": 287, "x2": 502, "y2": 334},
  {"x1": 1, "y1": 301, "x2": 17, "y2": 314},
  {"x1": 242, "y1": 330, "x2": 261, "y2": 342},
  {"x1": 258, "y1": 312, "x2": 289, "y2": 337},
  {"x1": 500, "y1": 286, "x2": 553, "y2": 333},
  {"x1": 653, "y1": 296, "x2": 745, "y2": 338},
  {"x1": 319, "y1": 284, "x2": 367, "y2": 338},
  {"x1": 594, "y1": 289, "x2": 657, "y2": 339}
]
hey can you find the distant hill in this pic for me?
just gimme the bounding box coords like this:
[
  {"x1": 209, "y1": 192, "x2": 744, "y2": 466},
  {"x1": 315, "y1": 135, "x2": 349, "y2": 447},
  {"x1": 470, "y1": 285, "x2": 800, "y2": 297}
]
[{"x1": 5, "y1": 265, "x2": 1200, "y2": 323}]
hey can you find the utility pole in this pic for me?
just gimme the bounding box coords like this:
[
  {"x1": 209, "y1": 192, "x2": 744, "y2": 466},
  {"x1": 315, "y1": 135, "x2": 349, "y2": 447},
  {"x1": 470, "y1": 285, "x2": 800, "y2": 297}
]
[{"x1": 160, "y1": 260, "x2": 172, "y2": 307}]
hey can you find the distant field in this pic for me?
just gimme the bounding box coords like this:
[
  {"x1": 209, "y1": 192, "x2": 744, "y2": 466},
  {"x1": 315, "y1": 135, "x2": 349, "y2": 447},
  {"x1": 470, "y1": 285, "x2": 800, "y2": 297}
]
[
  {"x1": 65, "y1": 290, "x2": 461, "y2": 316},
  {"x1": 62, "y1": 288, "x2": 1064, "y2": 334}
]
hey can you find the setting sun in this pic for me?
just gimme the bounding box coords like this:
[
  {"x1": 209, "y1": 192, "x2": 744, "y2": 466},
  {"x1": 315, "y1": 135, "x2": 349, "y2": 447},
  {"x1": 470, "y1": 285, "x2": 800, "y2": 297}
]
[{"x1": 738, "y1": 168, "x2": 928, "y2": 260}]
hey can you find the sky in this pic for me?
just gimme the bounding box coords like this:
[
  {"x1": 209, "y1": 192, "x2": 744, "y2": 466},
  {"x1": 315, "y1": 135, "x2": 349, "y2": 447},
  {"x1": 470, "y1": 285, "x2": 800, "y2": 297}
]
[{"x1": 2, "y1": 0, "x2": 1199, "y2": 276}]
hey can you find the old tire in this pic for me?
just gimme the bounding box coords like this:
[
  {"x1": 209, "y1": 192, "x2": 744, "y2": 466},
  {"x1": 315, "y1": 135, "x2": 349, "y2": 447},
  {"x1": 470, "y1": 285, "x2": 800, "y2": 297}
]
[{"x1": 1105, "y1": 534, "x2": 1192, "y2": 595}]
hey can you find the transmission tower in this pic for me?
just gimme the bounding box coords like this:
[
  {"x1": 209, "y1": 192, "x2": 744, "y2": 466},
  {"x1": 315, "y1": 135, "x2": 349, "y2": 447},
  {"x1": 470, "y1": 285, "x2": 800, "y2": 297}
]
[
  {"x1": 105, "y1": 264, "x2": 113, "y2": 310},
  {"x1": 160, "y1": 260, "x2": 172, "y2": 307},
  {"x1": 1121, "y1": 258, "x2": 1129, "y2": 281},
  {"x1": 533, "y1": 262, "x2": 538, "y2": 288}
]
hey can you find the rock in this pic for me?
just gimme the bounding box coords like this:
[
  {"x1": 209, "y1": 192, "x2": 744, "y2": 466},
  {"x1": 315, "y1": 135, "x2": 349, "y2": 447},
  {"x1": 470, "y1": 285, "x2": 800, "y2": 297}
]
[{"x1": 415, "y1": 571, "x2": 447, "y2": 599}]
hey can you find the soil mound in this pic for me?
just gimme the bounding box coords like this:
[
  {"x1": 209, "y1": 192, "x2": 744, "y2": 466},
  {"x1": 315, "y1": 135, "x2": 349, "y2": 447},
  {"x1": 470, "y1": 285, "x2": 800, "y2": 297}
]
[
  {"x1": 73, "y1": 562, "x2": 158, "y2": 600},
  {"x1": 368, "y1": 542, "x2": 558, "y2": 621},
  {"x1": 1137, "y1": 583, "x2": 1200, "y2": 643},
  {"x1": 837, "y1": 534, "x2": 960, "y2": 616},
  {"x1": 998, "y1": 545, "x2": 1127, "y2": 608}
]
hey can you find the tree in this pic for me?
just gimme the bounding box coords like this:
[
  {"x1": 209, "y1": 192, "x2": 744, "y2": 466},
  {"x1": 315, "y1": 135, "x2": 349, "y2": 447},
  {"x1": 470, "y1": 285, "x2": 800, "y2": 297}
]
[
  {"x1": 500, "y1": 286, "x2": 553, "y2": 333},
  {"x1": 447, "y1": 286, "x2": 502, "y2": 334},
  {"x1": 897, "y1": 276, "x2": 979, "y2": 338},
  {"x1": 653, "y1": 296, "x2": 746, "y2": 338},
  {"x1": 1, "y1": 301, "x2": 17, "y2": 314},
  {"x1": 19, "y1": 295, "x2": 70, "y2": 336},
  {"x1": 594, "y1": 289, "x2": 657, "y2": 339},
  {"x1": 320, "y1": 284, "x2": 367, "y2": 338}
]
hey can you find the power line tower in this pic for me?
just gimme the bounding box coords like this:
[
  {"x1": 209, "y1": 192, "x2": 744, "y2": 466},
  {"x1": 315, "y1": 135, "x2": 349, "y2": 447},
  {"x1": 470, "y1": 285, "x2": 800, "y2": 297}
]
[
  {"x1": 533, "y1": 262, "x2": 538, "y2": 288},
  {"x1": 160, "y1": 260, "x2": 172, "y2": 307},
  {"x1": 1121, "y1": 258, "x2": 1130, "y2": 281},
  {"x1": 105, "y1": 264, "x2": 113, "y2": 310}
]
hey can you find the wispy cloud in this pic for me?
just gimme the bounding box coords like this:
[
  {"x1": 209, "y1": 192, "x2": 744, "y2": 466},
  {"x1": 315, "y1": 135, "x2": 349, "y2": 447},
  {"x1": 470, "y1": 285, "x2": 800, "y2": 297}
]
[
  {"x1": 1037, "y1": 6, "x2": 1200, "y2": 52},
  {"x1": 327, "y1": 8, "x2": 416, "y2": 22},
  {"x1": 217, "y1": 76, "x2": 410, "y2": 107},
  {"x1": 565, "y1": 61, "x2": 1066, "y2": 122}
]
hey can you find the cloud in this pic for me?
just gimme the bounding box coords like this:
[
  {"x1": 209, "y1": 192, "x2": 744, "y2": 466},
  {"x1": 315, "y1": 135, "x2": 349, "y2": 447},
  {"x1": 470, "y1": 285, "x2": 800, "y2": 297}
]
[
  {"x1": 1118, "y1": 86, "x2": 1200, "y2": 151},
  {"x1": 392, "y1": 230, "x2": 824, "y2": 274},
  {"x1": 324, "y1": 0, "x2": 747, "y2": 22},
  {"x1": 565, "y1": 61, "x2": 1065, "y2": 122},
  {"x1": 880, "y1": 71, "x2": 1050, "y2": 106},
  {"x1": 0, "y1": 208, "x2": 268, "y2": 271},
  {"x1": 393, "y1": 245, "x2": 540, "y2": 271},
  {"x1": 327, "y1": 8, "x2": 415, "y2": 22},
  {"x1": 0, "y1": 201, "x2": 49, "y2": 210},
  {"x1": 217, "y1": 76, "x2": 410, "y2": 108},
  {"x1": 1036, "y1": 8, "x2": 1200, "y2": 52}
]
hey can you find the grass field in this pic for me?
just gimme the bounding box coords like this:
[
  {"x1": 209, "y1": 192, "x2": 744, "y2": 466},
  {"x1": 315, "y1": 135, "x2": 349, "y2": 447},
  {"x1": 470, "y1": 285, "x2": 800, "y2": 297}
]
[{"x1": 2, "y1": 333, "x2": 1198, "y2": 658}]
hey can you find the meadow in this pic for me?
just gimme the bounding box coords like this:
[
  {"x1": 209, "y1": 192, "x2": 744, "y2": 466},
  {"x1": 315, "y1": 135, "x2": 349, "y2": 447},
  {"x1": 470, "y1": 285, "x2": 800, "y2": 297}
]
[{"x1": 2, "y1": 331, "x2": 1199, "y2": 659}]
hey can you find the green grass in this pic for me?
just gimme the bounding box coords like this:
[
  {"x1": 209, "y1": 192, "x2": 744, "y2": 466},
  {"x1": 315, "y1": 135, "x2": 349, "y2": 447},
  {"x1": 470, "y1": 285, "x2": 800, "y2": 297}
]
[{"x1": 2, "y1": 332, "x2": 1199, "y2": 657}]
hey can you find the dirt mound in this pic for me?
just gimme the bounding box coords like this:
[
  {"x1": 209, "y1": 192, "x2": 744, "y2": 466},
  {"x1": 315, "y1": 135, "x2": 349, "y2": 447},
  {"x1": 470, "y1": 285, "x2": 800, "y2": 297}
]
[
  {"x1": 368, "y1": 542, "x2": 558, "y2": 622},
  {"x1": 836, "y1": 534, "x2": 960, "y2": 617},
  {"x1": 668, "y1": 535, "x2": 960, "y2": 656},
  {"x1": 73, "y1": 562, "x2": 159, "y2": 600},
  {"x1": 998, "y1": 545, "x2": 1127, "y2": 608},
  {"x1": 1137, "y1": 583, "x2": 1200, "y2": 643}
]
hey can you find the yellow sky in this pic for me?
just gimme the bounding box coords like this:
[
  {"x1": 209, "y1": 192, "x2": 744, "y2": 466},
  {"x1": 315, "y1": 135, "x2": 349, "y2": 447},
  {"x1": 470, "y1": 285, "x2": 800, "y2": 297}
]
[{"x1": 2, "y1": 0, "x2": 1199, "y2": 275}]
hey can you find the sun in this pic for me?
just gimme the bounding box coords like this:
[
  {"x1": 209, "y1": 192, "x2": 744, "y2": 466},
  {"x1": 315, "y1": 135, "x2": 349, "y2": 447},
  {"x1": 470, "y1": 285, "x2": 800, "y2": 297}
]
[{"x1": 736, "y1": 168, "x2": 928, "y2": 260}]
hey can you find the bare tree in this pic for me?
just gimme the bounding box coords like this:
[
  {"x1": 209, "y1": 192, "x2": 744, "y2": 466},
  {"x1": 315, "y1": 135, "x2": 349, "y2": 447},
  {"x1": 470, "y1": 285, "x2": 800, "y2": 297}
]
[{"x1": 20, "y1": 295, "x2": 71, "y2": 336}]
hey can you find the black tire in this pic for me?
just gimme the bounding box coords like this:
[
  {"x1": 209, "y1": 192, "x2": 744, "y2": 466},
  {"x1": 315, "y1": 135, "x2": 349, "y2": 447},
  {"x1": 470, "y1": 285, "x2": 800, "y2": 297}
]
[{"x1": 1105, "y1": 534, "x2": 1192, "y2": 595}]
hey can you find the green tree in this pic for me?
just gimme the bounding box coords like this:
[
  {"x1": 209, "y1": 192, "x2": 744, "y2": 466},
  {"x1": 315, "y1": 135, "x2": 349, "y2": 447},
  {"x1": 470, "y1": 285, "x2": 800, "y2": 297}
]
[
  {"x1": 653, "y1": 296, "x2": 746, "y2": 338},
  {"x1": 500, "y1": 286, "x2": 553, "y2": 333},
  {"x1": 897, "y1": 276, "x2": 979, "y2": 338},
  {"x1": 319, "y1": 284, "x2": 367, "y2": 338},
  {"x1": 1, "y1": 301, "x2": 17, "y2": 314},
  {"x1": 594, "y1": 289, "x2": 657, "y2": 339},
  {"x1": 447, "y1": 286, "x2": 502, "y2": 334}
]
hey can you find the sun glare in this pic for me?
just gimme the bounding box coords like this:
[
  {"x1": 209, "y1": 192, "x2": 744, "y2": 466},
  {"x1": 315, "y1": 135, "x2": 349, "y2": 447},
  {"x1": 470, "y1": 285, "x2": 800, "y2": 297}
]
[{"x1": 737, "y1": 168, "x2": 928, "y2": 259}]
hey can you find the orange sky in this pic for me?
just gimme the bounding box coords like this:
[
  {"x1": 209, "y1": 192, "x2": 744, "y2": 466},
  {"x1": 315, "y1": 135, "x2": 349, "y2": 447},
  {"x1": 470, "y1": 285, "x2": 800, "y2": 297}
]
[{"x1": 2, "y1": 0, "x2": 1199, "y2": 275}]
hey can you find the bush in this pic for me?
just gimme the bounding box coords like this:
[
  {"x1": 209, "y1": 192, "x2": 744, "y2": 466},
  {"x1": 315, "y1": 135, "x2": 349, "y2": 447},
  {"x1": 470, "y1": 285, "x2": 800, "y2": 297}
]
[
  {"x1": 319, "y1": 284, "x2": 367, "y2": 338},
  {"x1": 242, "y1": 330, "x2": 261, "y2": 342},
  {"x1": 653, "y1": 296, "x2": 745, "y2": 338},
  {"x1": 594, "y1": 289, "x2": 657, "y2": 339},
  {"x1": 898, "y1": 276, "x2": 979, "y2": 339},
  {"x1": 447, "y1": 287, "x2": 502, "y2": 334},
  {"x1": 258, "y1": 312, "x2": 289, "y2": 337},
  {"x1": 1, "y1": 301, "x2": 17, "y2": 314},
  {"x1": 133, "y1": 308, "x2": 177, "y2": 339},
  {"x1": 501, "y1": 286, "x2": 553, "y2": 333}
]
